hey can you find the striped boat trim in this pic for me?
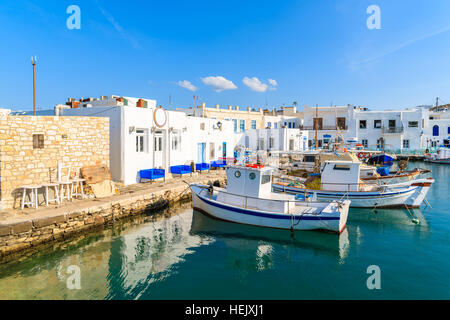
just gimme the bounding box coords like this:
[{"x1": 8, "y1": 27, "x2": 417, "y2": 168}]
[
  {"x1": 195, "y1": 192, "x2": 340, "y2": 221},
  {"x1": 272, "y1": 184, "x2": 417, "y2": 198}
]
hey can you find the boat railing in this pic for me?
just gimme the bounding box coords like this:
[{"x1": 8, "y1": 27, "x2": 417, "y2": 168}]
[
  {"x1": 195, "y1": 184, "x2": 347, "y2": 213},
  {"x1": 273, "y1": 176, "x2": 385, "y2": 193}
]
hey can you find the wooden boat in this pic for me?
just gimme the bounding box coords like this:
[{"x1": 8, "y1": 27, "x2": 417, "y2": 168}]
[
  {"x1": 273, "y1": 161, "x2": 434, "y2": 208},
  {"x1": 190, "y1": 164, "x2": 351, "y2": 233},
  {"x1": 278, "y1": 150, "x2": 377, "y2": 177},
  {"x1": 360, "y1": 168, "x2": 431, "y2": 183}
]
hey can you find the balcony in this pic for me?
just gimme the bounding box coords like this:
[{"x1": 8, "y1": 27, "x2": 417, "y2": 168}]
[
  {"x1": 382, "y1": 126, "x2": 404, "y2": 134},
  {"x1": 300, "y1": 125, "x2": 348, "y2": 131}
]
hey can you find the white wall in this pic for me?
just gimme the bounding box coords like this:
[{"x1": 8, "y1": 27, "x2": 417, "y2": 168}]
[
  {"x1": 424, "y1": 119, "x2": 450, "y2": 148},
  {"x1": 241, "y1": 128, "x2": 309, "y2": 152},
  {"x1": 61, "y1": 105, "x2": 238, "y2": 185}
]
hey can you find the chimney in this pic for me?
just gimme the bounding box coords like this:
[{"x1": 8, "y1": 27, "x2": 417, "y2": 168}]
[
  {"x1": 258, "y1": 108, "x2": 263, "y2": 113},
  {"x1": 228, "y1": 105, "x2": 232, "y2": 110},
  {"x1": 201, "y1": 102, "x2": 206, "y2": 108},
  {"x1": 235, "y1": 106, "x2": 239, "y2": 111},
  {"x1": 247, "y1": 107, "x2": 251, "y2": 112},
  {"x1": 215, "y1": 104, "x2": 220, "y2": 109}
]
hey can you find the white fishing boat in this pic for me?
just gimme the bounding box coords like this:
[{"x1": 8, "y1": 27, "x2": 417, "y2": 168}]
[
  {"x1": 273, "y1": 161, "x2": 434, "y2": 209},
  {"x1": 424, "y1": 147, "x2": 450, "y2": 164},
  {"x1": 190, "y1": 164, "x2": 351, "y2": 233}
]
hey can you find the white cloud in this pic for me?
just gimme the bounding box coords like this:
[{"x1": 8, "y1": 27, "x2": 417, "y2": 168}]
[
  {"x1": 268, "y1": 79, "x2": 278, "y2": 87},
  {"x1": 177, "y1": 80, "x2": 197, "y2": 92},
  {"x1": 243, "y1": 77, "x2": 269, "y2": 92},
  {"x1": 201, "y1": 76, "x2": 238, "y2": 92},
  {"x1": 242, "y1": 77, "x2": 278, "y2": 92}
]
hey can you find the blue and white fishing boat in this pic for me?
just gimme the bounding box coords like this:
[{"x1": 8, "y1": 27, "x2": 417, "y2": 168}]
[
  {"x1": 273, "y1": 161, "x2": 434, "y2": 208},
  {"x1": 190, "y1": 164, "x2": 351, "y2": 233}
]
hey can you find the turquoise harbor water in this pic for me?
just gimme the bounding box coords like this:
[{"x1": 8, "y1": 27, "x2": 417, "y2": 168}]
[{"x1": 0, "y1": 162, "x2": 448, "y2": 300}]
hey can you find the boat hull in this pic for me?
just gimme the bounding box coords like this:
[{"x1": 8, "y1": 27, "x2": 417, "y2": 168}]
[
  {"x1": 424, "y1": 158, "x2": 450, "y2": 164},
  {"x1": 272, "y1": 179, "x2": 433, "y2": 209},
  {"x1": 190, "y1": 184, "x2": 350, "y2": 233}
]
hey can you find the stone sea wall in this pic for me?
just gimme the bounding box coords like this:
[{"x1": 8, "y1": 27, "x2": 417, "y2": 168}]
[{"x1": 0, "y1": 176, "x2": 225, "y2": 263}]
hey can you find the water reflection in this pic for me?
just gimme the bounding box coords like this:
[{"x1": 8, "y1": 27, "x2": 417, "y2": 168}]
[
  {"x1": 349, "y1": 207, "x2": 430, "y2": 231},
  {"x1": 106, "y1": 210, "x2": 214, "y2": 299},
  {"x1": 0, "y1": 161, "x2": 444, "y2": 300},
  {"x1": 189, "y1": 210, "x2": 350, "y2": 266}
]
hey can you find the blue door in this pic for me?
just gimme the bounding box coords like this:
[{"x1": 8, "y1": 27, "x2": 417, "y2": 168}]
[
  {"x1": 197, "y1": 143, "x2": 206, "y2": 163},
  {"x1": 433, "y1": 125, "x2": 439, "y2": 136},
  {"x1": 222, "y1": 142, "x2": 227, "y2": 158}
]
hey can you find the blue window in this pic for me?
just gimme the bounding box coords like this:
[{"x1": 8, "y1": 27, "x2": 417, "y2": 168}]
[
  {"x1": 267, "y1": 122, "x2": 271, "y2": 128},
  {"x1": 240, "y1": 120, "x2": 245, "y2": 132},
  {"x1": 251, "y1": 120, "x2": 256, "y2": 129},
  {"x1": 232, "y1": 119, "x2": 237, "y2": 132},
  {"x1": 274, "y1": 123, "x2": 278, "y2": 129},
  {"x1": 288, "y1": 122, "x2": 292, "y2": 128},
  {"x1": 448, "y1": 126, "x2": 450, "y2": 134},
  {"x1": 433, "y1": 125, "x2": 439, "y2": 136}
]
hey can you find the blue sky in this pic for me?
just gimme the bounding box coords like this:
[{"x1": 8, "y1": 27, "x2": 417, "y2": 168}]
[{"x1": 1, "y1": 0, "x2": 450, "y2": 112}]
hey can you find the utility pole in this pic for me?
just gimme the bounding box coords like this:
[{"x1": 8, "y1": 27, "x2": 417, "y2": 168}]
[
  {"x1": 31, "y1": 56, "x2": 37, "y2": 116},
  {"x1": 315, "y1": 104, "x2": 318, "y2": 150},
  {"x1": 436, "y1": 97, "x2": 439, "y2": 109}
]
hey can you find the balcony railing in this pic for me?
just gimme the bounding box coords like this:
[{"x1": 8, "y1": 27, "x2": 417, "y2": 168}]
[
  {"x1": 382, "y1": 126, "x2": 404, "y2": 134},
  {"x1": 300, "y1": 125, "x2": 348, "y2": 131}
]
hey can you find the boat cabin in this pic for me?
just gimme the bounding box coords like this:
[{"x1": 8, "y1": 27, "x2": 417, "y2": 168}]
[
  {"x1": 217, "y1": 165, "x2": 296, "y2": 212},
  {"x1": 321, "y1": 161, "x2": 361, "y2": 192},
  {"x1": 225, "y1": 165, "x2": 273, "y2": 198}
]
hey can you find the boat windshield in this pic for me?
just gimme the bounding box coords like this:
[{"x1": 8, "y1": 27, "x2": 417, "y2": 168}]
[{"x1": 261, "y1": 175, "x2": 271, "y2": 184}]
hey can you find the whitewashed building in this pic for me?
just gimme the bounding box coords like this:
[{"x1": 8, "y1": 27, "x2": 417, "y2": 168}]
[
  {"x1": 424, "y1": 107, "x2": 450, "y2": 148},
  {"x1": 302, "y1": 104, "x2": 444, "y2": 152},
  {"x1": 302, "y1": 105, "x2": 350, "y2": 148},
  {"x1": 239, "y1": 128, "x2": 309, "y2": 152},
  {"x1": 348, "y1": 107, "x2": 429, "y2": 151},
  {"x1": 59, "y1": 96, "x2": 236, "y2": 185}
]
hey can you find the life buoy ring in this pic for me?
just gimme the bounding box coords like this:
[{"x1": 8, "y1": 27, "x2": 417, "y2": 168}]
[
  {"x1": 358, "y1": 152, "x2": 364, "y2": 160},
  {"x1": 153, "y1": 107, "x2": 167, "y2": 128}
]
